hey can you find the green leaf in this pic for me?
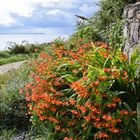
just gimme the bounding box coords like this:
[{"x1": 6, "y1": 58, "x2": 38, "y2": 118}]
[{"x1": 137, "y1": 103, "x2": 140, "y2": 139}]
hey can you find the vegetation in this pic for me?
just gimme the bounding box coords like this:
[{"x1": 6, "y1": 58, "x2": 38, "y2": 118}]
[
  {"x1": 0, "y1": 0, "x2": 140, "y2": 139},
  {"x1": 0, "y1": 41, "x2": 47, "y2": 65}
]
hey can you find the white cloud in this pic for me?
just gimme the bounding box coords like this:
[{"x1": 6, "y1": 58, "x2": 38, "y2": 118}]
[
  {"x1": 0, "y1": 13, "x2": 17, "y2": 26},
  {"x1": 0, "y1": 0, "x2": 78, "y2": 26},
  {"x1": 46, "y1": 9, "x2": 61, "y2": 16},
  {"x1": 0, "y1": 0, "x2": 99, "y2": 32},
  {"x1": 0, "y1": 0, "x2": 35, "y2": 26}
]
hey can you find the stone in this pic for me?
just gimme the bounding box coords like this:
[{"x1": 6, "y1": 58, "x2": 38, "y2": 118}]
[
  {"x1": 123, "y1": 2, "x2": 140, "y2": 57},
  {"x1": 128, "y1": 8, "x2": 135, "y2": 18}
]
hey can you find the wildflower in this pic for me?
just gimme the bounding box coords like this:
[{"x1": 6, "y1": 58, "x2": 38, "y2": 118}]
[
  {"x1": 98, "y1": 75, "x2": 108, "y2": 81},
  {"x1": 85, "y1": 101, "x2": 91, "y2": 108},
  {"x1": 106, "y1": 103, "x2": 116, "y2": 108},
  {"x1": 34, "y1": 48, "x2": 38, "y2": 52},
  {"x1": 120, "y1": 110, "x2": 129, "y2": 115},
  {"x1": 102, "y1": 123, "x2": 109, "y2": 128},
  {"x1": 93, "y1": 80, "x2": 99, "y2": 87},
  {"x1": 120, "y1": 53, "x2": 128, "y2": 61},
  {"x1": 94, "y1": 122, "x2": 102, "y2": 129},
  {"x1": 123, "y1": 70, "x2": 127, "y2": 77},
  {"x1": 49, "y1": 116, "x2": 59, "y2": 123},
  {"x1": 95, "y1": 131, "x2": 109, "y2": 139},
  {"x1": 19, "y1": 89, "x2": 23, "y2": 94},
  {"x1": 84, "y1": 115, "x2": 91, "y2": 121},
  {"x1": 109, "y1": 128, "x2": 119, "y2": 133},
  {"x1": 69, "y1": 99, "x2": 76, "y2": 105},
  {"x1": 63, "y1": 137, "x2": 73, "y2": 140},
  {"x1": 30, "y1": 73, "x2": 35, "y2": 78},
  {"x1": 112, "y1": 97, "x2": 121, "y2": 103},
  {"x1": 71, "y1": 110, "x2": 79, "y2": 115},
  {"x1": 102, "y1": 114, "x2": 112, "y2": 121},
  {"x1": 77, "y1": 105, "x2": 86, "y2": 113},
  {"x1": 55, "y1": 125, "x2": 61, "y2": 131},
  {"x1": 68, "y1": 119, "x2": 76, "y2": 126},
  {"x1": 103, "y1": 68, "x2": 110, "y2": 72}
]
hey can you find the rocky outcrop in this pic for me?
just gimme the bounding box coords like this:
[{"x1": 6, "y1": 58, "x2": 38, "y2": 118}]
[{"x1": 123, "y1": 2, "x2": 140, "y2": 56}]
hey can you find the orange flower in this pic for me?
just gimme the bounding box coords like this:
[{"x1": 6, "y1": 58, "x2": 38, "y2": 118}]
[
  {"x1": 102, "y1": 123, "x2": 110, "y2": 128},
  {"x1": 95, "y1": 131, "x2": 109, "y2": 139},
  {"x1": 71, "y1": 110, "x2": 79, "y2": 116},
  {"x1": 94, "y1": 122, "x2": 102, "y2": 129},
  {"x1": 106, "y1": 103, "x2": 116, "y2": 108},
  {"x1": 48, "y1": 116, "x2": 59, "y2": 123},
  {"x1": 69, "y1": 99, "x2": 76, "y2": 105},
  {"x1": 120, "y1": 110, "x2": 129, "y2": 115},
  {"x1": 103, "y1": 68, "x2": 110, "y2": 72},
  {"x1": 92, "y1": 80, "x2": 99, "y2": 87},
  {"x1": 112, "y1": 97, "x2": 121, "y2": 103},
  {"x1": 109, "y1": 128, "x2": 119, "y2": 133},
  {"x1": 19, "y1": 89, "x2": 23, "y2": 94},
  {"x1": 84, "y1": 115, "x2": 91, "y2": 121},
  {"x1": 77, "y1": 105, "x2": 86, "y2": 113},
  {"x1": 68, "y1": 119, "x2": 76, "y2": 126},
  {"x1": 55, "y1": 125, "x2": 61, "y2": 131},
  {"x1": 85, "y1": 101, "x2": 91, "y2": 108},
  {"x1": 63, "y1": 137, "x2": 73, "y2": 140},
  {"x1": 102, "y1": 114, "x2": 112, "y2": 121},
  {"x1": 123, "y1": 70, "x2": 127, "y2": 77},
  {"x1": 98, "y1": 75, "x2": 108, "y2": 81}
]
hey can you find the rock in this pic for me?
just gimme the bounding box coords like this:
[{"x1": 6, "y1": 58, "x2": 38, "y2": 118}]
[{"x1": 123, "y1": 2, "x2": 140, "y2": 57}]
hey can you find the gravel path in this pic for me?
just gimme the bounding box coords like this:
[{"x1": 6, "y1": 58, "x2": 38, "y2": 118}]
[{"x1": 0, "y1": 61, "x2": 27, "y2": 74}]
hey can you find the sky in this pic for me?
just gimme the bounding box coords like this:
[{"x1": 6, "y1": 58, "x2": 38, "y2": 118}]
[{"x1": 0, "y1": 0, "x2": 99, "y2": 38}]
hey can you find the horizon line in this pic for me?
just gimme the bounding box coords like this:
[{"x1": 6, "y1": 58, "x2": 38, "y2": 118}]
[{"x1": 0, "y1": 33, "x2": 45, "y2": 35}]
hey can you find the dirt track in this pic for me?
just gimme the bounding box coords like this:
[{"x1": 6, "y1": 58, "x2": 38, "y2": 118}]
[{"x1": 0, "y1": 61, "x2": 27, "y2": 74}]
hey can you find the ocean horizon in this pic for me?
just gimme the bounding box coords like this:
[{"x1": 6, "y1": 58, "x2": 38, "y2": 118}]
[{"x1": 0, "y1": 33, "x2": 68, "y2": 50}]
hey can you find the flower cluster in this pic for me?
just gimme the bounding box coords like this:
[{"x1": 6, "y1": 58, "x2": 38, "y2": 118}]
[{"x1": 21, "y1": 41, "x2": 135, "y2": 139}]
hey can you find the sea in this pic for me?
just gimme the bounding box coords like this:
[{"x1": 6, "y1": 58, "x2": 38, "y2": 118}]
[{"x1": 0, "y1": 34, "x2": 68, "y2": 51}]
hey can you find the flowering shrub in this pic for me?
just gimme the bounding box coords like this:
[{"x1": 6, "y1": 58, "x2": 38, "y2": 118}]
[{"x1": 22, "y1": 41, "x2": 138, "y2": 139}]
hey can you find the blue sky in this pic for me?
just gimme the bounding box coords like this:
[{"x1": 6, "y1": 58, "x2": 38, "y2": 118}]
[{"x1": 0, "y1": 0, "x2": 99, "y2": 38}]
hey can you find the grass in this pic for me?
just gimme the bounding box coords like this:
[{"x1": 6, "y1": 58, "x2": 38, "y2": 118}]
[
  {"x1": 0, "y1": 42, "x2": 47, "y2": 66},
  {"x1": 0, "y1": 54, "x2": 28, "y2": 66},
  {"x1": 0, "y1": 71, "x2": 13, "y2": 88}
]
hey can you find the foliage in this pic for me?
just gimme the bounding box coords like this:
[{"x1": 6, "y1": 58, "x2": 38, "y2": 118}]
[
  {"x1": 22, "y1": 41, "x2": 139, "y2": 139},
  {"x1": 0, "y1": 54, "x2": 27, "y2": 66},
  {"x1": 0, "y1": 41, "x2": 49, "y2": 65},
  {"x1": 8, "y1": 41, "x2": 46, "y2": 55},
  {"x1": 0, "y1": 66, "x2": 30, "y2": 131},
  {"x1": 0, "y1": 129, "x2": 16, "y2": 140},
  {"x1": 0, "y1": 51, "x2": 10, "y2": 58},
  {"x1": 75, "y1": 0, "x2": 138, "y2": 50},
  {"x1": 92, "y1": 0, "x2": 137, "y2": 31}
]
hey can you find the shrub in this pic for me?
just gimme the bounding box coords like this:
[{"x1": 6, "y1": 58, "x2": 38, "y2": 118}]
[
  {"x1": 0, "y1": 67, "x2": 30, "y2": 131},
  {"x1": 22, "y1": 41, "x2": 139, "y2": 139},
  {"x1": 0, "y1": 51, "x2": 10, "y2": 58},
  {"x1": 8, "y1": 41, "x2": 46, "y2": 55}
]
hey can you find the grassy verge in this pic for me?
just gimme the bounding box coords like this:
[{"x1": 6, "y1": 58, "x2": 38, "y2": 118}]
[
  {"x1": 0, "y1": 54, "x2": 28, "y2": 66},
  {"x1": 0, "y1": 42, "x2": 48, "y2": 66}
]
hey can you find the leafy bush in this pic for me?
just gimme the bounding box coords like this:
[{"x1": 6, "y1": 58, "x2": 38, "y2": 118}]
[
  {"x1": 0, "y1": 51, "x2": 10, "y2": 58},
  {"x1": 0, "y1": 66, "x2": 30, "y2": 131},
  {"x1": 0, "y1": 129, "x2": 16, "y2": 140},
  {"x1": 75, "y1": 0, "x2": 138, "y2": 50},
  {"x1": 8, "y1": 41, "x2": 46, "y2": 55},
  {"x1": 22, "y1": 41, "x2": 139, "y2": 139}
]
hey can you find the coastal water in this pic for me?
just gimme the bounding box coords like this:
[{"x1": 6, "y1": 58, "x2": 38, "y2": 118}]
[{"x1": 0, "y1": 34, "x2": 67, "y2": 50}]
